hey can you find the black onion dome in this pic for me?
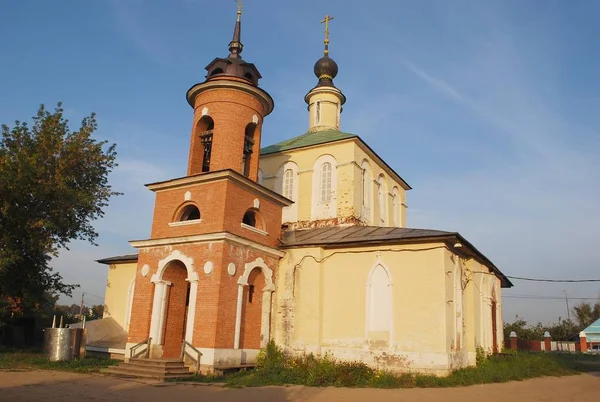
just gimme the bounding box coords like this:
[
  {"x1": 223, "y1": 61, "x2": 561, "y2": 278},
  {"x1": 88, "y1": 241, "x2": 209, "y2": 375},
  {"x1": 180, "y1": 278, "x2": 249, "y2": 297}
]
[{"x1": 314, "y1": 55, "x2": 338, "y2": 87}]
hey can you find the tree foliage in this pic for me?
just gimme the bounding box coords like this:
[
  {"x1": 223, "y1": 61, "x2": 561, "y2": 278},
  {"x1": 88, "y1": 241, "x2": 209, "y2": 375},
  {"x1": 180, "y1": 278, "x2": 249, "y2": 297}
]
[
  {"x1": 504, "y1": 301, "x2": 600, "y2": 342},
  {"x1": 0, "y1": 103, "x2": 119, "y2": 323}
]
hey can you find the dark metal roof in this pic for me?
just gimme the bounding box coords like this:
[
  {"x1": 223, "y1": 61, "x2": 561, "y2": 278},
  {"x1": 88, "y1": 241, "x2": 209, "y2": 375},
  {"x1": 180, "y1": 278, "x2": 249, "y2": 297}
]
[
  {"x1": 280, "y1": 226, "x2": 454, "y2": 247},
  {"x1": 96, "y1": 254, "x2": 138, "y2": 265},
  {"x1": 280, "y1": 226, "x2": 513, "y2": 288}
]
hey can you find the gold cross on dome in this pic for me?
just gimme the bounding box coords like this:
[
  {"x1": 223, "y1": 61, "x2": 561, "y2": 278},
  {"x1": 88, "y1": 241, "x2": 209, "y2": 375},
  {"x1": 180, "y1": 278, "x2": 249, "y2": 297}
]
[
  {"x1": 321, "y1": 14, "x2": 334, "y2": 55},
  {"x1": 235, "y1": 0, "x2": 242, "y2": 20}
]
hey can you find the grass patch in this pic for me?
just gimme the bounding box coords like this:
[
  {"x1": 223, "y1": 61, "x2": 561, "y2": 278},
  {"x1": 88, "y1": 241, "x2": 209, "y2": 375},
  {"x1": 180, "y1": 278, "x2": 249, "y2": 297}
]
[
  {"x1": 0, "y1": 351, "x2": 119, "y2": 373},
  {"x1": 175, "y1": 342, "x2": 600, "y2": 388}
]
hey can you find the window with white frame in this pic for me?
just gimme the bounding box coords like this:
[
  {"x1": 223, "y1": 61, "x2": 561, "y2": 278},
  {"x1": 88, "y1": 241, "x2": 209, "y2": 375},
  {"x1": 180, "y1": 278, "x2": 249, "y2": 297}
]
[
  {"x1": 283, "y1": 169, "x2": 293, "y2": 200},
  {"x1": 391, "y1": 186, "x2": 400, "y2": 227},
  {"x1": 311, "y1": 155, "x2": 338, "y2": 220},
  {"x1": 361, "y1": 160, "x2": 372, "y2": 223},
  {"x1": 377, "y1": 174, "x2": 386, "y2": 225},
  {"x1": 320, "y1": 162, "x2": 332, "y2": 203}
]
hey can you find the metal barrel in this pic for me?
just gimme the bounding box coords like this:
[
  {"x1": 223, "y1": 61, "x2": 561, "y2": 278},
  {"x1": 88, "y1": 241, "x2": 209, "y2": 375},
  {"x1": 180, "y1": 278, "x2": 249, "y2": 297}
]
[{"x1": 43, "y1": 328, "x2": 86, "y2": 361}]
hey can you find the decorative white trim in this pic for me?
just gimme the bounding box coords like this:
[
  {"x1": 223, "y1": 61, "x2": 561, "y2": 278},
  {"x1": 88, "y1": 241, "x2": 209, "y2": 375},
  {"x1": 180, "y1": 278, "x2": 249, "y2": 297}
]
[
  {"x1": 227, "y1": 263, "x2": 237, "y2": 276},
  {"x1": 124, "y1": 277, "x2": 136, "y2": 332},
  {"x1": 130, "y1": 232, "x2": 285, "y2": 257},
  {"x1": 201, "y1": 107, "x2": 209, "y2": 116},
  {"x1": 184, "y1": 191, "x2": 192, "y2": 201},
  {"x1": 168, "y1": 219, "x2": 203, "y2": 227},
  {"x1": 149, "y1": 250, "x2": 199, "y2": 345},
  {"x1": 234, "y1": 257, "x2": 276, "y2": 349},
  {"x1": 241, "y1": 223, "x2": 268, "y2": 236},
  {"x1": 141, "y1": 264, "x2": 150, "y2": 277},
  {"x1": 157, "y1": 250, "x2": 196, "y2": 281},
  {"x1": 364, "y1": 257, "x2": 394, "y2": 349},
  {"x1": 252, "y1": 114, "x2": 259, "y2": 124},
  {"x1": 276, "y1": 161, "x2": 299, "y2": 223},
  {"x1": 311, "y1": 154, "x2": 338, "y2": 220},
  {"x1": 203, "y1": 261, "x2": 214, "y2": 275},
  {"x1": 253, "y1": 198, "x2": 260, "y2": 209}
]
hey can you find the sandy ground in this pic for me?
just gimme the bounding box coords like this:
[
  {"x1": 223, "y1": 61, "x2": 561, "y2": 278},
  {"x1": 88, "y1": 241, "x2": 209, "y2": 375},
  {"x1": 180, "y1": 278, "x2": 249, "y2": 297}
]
[{"x1": 1, "y1": 370, "x2": 599, "y2": 402}]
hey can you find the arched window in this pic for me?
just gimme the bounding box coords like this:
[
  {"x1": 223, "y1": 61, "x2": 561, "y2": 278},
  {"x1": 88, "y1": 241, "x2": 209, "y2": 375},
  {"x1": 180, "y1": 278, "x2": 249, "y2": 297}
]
[
  {"x1": 367, "y1": 264, "x2": 392, "y2": 334},
  {"x1": 210, "y1": 68, "x2": 224, "y2": 76},
  {"x1": 315, "y1": 101, "x2": 321, "y2": 125},
  {"x1": 242, "y1": 208, "x2": 265, "y2": 231},
  {"x1": 283, "y1": 169, "x2": 293, "y2": 200},
  {"x1": 242, "y1": 123, "x2": 256, "y2": 177},
  {"x1": 257, "y1": 169, "x2": 264, "y2": 186},
  {"x1": 311, "y1": 155, "x2": 337, "y2": 220},
  {"x1": 179, "y1": 205, "x2": 201, "y2": 221},
  {"x1": 377, "y1": 174, "x2": 386, "y2": 225},
  {"x1": 391, "y1": 187, "x2": 400, "y2": 227},
  {"x1": 197, "y1": 116, "x2": 214, "y2": 173},
  {"x1": 361, "y1": 160, "x2": 372, "y2": 223},
  {"x1": 320, "y1": 162, "x2": 332, "y2": 203},
  {"x1": 244, "y1": 72, "x2": 254, "y2": 81}
]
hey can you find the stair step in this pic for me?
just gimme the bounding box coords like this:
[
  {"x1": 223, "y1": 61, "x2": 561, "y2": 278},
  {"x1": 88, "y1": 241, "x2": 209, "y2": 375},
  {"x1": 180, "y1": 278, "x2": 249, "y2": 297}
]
[
  {"x1": 124, "y1": 361, "x2": 187, "y2": 371},
  {"x1": 129, "y1": 358, "x2": 184, "y2": 367},
  {"x1": 104, "y1": 367, "x2": 194, "y2": 380},
  {"x1": 111, "y1": 364, "x2": 191, "y2": 375}
]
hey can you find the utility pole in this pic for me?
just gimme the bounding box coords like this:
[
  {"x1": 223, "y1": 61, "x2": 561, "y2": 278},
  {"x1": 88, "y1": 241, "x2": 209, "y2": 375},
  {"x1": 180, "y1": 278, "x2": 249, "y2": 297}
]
[
  {"x1": 563, "y1": 290, "x2": 570, "y2": 320},
  {"x1": 80, "y1": 292, "x2": 85, "y2": 320}
]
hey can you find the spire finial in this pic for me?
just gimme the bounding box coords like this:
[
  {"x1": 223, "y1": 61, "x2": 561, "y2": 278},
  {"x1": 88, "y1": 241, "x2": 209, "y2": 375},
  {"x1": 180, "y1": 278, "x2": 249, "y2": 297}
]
[
  {"x1": 229, "y1": 0, "x2": 243, "y2": 57},
  {"x1": 236, "y1": 0, "x2": 242, "y2": 22},
  {"x1": 321, "y1": 15, "x2": 334, "y2": 56}
]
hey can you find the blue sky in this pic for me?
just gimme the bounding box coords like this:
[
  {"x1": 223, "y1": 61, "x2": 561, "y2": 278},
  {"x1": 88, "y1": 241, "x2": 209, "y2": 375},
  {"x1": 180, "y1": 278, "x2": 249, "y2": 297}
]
[{"x1": 1, "y1": 1, "x2": 599, "y2": 324}]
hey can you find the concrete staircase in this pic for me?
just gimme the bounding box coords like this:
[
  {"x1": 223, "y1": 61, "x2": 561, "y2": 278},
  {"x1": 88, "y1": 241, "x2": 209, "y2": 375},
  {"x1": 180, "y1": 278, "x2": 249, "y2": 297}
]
[{"x1": 103, "y1": 358, "x2": 194, "y2": 380}]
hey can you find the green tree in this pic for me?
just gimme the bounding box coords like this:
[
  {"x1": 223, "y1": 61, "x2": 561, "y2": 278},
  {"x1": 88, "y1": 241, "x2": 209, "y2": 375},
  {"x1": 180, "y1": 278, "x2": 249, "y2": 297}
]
[
  {"x1": 572, "y1": 301, "x2": 600, "y2": 329},
  {"x1": 0, "y1": 103, "x2": 119, "y2": 325}
]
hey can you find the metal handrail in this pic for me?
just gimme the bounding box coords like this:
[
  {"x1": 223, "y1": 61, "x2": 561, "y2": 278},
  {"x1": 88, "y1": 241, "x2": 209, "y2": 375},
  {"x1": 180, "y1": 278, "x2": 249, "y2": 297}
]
[
  {"x1": 180, "y1": 339, "x2": 202, "y2": 373},
  {"x1": 130, "y1": 337, "x2": 152, "y2": 359}
]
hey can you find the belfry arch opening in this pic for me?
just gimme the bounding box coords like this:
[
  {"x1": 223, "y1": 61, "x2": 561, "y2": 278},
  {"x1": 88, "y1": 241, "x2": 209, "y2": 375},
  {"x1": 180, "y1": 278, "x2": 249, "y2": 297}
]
[
  {"x1": 242, "y1": 123, "x2": 257, "y2": 177},
  {"x1": 197, "y1": 116, "x2": 214, "y2": 173}
]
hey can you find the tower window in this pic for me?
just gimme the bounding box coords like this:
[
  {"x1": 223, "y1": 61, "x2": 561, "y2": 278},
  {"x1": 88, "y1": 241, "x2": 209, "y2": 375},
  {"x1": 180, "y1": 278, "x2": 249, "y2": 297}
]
[
  {"x1": 283, "y1": 169, "x2": 294, "y2": 200},
  {"x1": 242, "y1": 123, "x2": 256, "y2": 177},
  {"x1": 242, "y1": 208, "x2": 265, "y2": 229},
  {"x1": 377, "y1": 174, "x2": 386, "y2": 224},
  {"x1": 179, "y1": 205, "x2": 201, "y2": 221},
  {"x1": 197, "y1": 116, "x2": 214, "y2": 173},
  {"x1": 320, "y1": 162, "x2": 332, "y2": 203},
  {"x1": 210, "y1": 68, "x2": 224, "y2": 76},
  {"x1": 315, "y1": 101, "x2": 321, "y2": 125}
]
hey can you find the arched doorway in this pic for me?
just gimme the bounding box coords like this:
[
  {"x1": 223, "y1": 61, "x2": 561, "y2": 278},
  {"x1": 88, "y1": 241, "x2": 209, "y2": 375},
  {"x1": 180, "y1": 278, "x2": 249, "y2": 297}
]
[
  {"x1": 161, "y1": 260, "x2": 190, "y2": 358},
  {"x1": 239, "y1": 268, "x2": 266, "y2": 349}
]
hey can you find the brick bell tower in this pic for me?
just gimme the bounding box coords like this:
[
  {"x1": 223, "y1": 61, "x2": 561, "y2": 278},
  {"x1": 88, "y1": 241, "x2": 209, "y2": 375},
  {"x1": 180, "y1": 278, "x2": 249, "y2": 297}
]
[{"x1": 126, "y1": 4, "x2": 291, "y2": 370}]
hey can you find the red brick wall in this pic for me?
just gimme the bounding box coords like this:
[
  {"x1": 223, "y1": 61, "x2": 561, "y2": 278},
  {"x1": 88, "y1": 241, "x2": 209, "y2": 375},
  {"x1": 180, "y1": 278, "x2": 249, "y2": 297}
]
[
  {"x1": 161, "y1": 261, "x2": 189, "y2": 358},
  {"x1": 187, "y1": 82, "x2": 266, "y2": 180},
  {"x1": 127, "y1": 240, "x2": 280, "y2": 351},
  {"x1": 240, "y1": 268, "x2": 265, "y2": 349},
  {"x1": 149, "y1": 177, "x2": 283, "y2": 249}
]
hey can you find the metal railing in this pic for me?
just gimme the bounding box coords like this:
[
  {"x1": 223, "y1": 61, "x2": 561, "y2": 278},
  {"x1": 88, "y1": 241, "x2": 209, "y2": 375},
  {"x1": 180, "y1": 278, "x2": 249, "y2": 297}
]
[
  {"x1": 129, "y1": 337, "x2": 152, "y2": 359},
  {"x1": 180, "y1": 339, "x2": 202, "y2": 373}
]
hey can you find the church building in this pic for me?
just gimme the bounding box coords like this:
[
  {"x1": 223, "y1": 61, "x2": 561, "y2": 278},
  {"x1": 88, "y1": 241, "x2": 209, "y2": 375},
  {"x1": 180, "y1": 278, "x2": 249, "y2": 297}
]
[{"x1": 96, "y1": 7, "x2": 512, "y2": 375}]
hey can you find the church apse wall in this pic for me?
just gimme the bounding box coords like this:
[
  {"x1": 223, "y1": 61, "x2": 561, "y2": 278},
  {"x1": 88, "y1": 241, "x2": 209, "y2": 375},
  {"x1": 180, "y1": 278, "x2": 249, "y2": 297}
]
[{"x1": 273, "y1": 243, "x2": 470, "y2": 375}]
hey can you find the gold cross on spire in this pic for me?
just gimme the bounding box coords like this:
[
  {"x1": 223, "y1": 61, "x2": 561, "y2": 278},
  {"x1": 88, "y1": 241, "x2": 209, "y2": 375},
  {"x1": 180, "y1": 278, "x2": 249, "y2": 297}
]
[
  {"x1": 321, "y1": 14, "x2": 334, "y2": 55},
  {"x1": 235, "y1": 0, "x2": 242, "y2": 21}
]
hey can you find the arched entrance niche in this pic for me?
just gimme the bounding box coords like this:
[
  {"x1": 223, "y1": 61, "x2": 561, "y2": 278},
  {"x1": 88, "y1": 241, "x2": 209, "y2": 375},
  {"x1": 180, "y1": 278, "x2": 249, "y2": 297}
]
[
  {"x1": 234, "y1": 257, "x2": 275, "y2": 350},
  {"x1": 365, "y1": 257, "x2": 394, "y2": 348},
  {"x1": 149, "y1": 250, "x2": 198, "y2": 358}
]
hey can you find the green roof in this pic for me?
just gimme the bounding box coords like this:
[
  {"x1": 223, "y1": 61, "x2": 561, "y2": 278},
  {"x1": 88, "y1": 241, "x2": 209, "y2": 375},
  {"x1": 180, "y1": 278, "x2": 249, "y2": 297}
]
[{"x1": 260, "y1": 129, "x2": 357, "y2": 155}]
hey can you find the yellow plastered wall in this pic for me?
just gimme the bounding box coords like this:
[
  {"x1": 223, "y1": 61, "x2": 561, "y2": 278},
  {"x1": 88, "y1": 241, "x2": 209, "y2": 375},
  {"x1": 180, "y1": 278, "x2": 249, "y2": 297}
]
[
  {"x1": 259, "y1": 138, "x2": 408, "y2": 226},
  {"x1": 273, "y1": 243, "x2": 453, "y2": 372},
  {"x1": 103, "y1": 262, "x2": 137, "y2": 330}
]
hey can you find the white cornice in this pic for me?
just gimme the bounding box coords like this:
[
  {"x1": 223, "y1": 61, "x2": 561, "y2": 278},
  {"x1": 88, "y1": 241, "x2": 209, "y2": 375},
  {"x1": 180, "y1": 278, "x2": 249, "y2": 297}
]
[
  {"x1": 145, "y1": 169, "x2": 291, "y2": 207},
  {"x1": 129, "y1": 232, "x2": 285, "y2": 258}
]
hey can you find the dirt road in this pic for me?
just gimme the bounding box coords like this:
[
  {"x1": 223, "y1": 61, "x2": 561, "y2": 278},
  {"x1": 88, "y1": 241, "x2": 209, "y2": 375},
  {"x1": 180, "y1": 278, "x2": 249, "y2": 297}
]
[{"x1": 1, "y1": 370, "x2": 599, "y2": 401}]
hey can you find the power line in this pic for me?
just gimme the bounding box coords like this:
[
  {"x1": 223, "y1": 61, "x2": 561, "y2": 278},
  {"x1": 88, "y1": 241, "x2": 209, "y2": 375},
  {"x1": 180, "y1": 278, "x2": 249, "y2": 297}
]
[
  {"x1": 506, "y1": 275, "x2": 600, "y2": 283},
  {"x1": 504, "y1": 294, "x2": 600, "y2": 301}
]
